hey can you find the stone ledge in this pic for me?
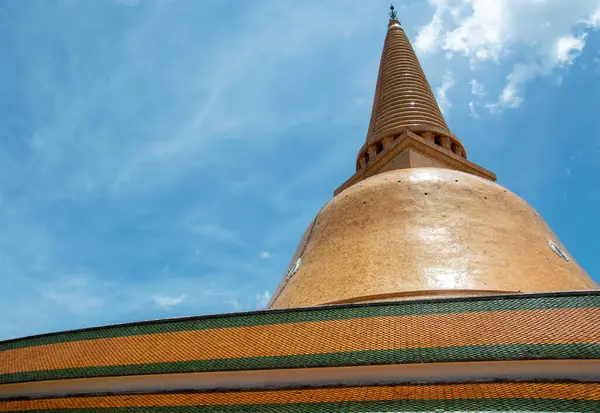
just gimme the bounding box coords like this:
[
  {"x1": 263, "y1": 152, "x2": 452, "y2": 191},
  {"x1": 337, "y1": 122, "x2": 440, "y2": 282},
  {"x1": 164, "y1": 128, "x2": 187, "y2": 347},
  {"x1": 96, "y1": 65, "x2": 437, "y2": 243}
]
[{"x1": 335, "y1": 130, "x2": 495, "y2": 195}]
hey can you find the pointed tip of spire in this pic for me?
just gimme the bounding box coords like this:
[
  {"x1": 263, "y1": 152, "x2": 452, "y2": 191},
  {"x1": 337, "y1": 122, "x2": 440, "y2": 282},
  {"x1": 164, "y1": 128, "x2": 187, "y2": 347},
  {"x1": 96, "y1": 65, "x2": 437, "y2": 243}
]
[
  {"x1": 388, "y1": 4, "x2": 401, "y2": 26},
  {"x1": 388, "y1": 4, "x2": 397, "y2": 20}
]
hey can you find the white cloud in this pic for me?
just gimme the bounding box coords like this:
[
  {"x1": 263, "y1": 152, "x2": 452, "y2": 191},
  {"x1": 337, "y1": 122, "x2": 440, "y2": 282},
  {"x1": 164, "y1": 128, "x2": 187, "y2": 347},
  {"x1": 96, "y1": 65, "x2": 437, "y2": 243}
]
[
  {"x1": 444, "y1": 0, "x2": 508, "y2": 62},
  {"x1": 226, "y1": 298, "x2": 243, "y2": 312},
  {"x1": 585, "y1": 8, "x2": 600, "y2": 26},
  {"x1": 470, "y1": 79, "x2": 486, "y2": 99},
  {"x1": 416, "y1": 0, "x2": 509, "y2": 62},
  {"x1": 152, "y1": 294, "x2": 186, "y2": 309},
  {"x1": 260, "y1": 251, "x2": 272, "y2": 260},
  {"x1": 468, "y1": 80, "x2": 485, "y2": 118},
  {"x1": 556, "y1": 33, "x2": 588, "y2": 65},
  {"x1": 40, "y1": 274, "x2": 107, "y2": 316},
  {"x1": 255, "y1": 290, "x2": 271, "y2": 309},
  {"x1": 496, "y1": 63, "x2": 539, "y2": 110},
  {"x1": 416, "y1": 13, "x2": 444, "y2": 54},
  {"x1": 416, "y1": 0, "x2": 600, "y2": 111},
  {"x1": 436, "y1": 72, "x2": 455, "y2": 115},
  {"x1": 224, "y1": 290, "x2": 272, "y2": 312},
  {"x1": 191, "y1": 224, "x2": 236, "y2": 241},
  {"x1": 182, "y1": 215, "x2": 239, "y2": 245},
  {"x1": 468, "y1": 101, "x2": 480, "y2": 119},
  {"x1": 45, "y1": 289, "x2": 103, "y2": 314}
]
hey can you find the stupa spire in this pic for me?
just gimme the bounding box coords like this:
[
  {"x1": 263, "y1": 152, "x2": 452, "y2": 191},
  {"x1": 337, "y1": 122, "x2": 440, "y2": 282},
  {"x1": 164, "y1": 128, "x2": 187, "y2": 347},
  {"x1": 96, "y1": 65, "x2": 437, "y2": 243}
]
[
  {"x1": 334, "y1": 7, "x2": 495, "y2": 195},
  {"x1": 366, "y1": 4, "x2": 449, "y2": 144}
]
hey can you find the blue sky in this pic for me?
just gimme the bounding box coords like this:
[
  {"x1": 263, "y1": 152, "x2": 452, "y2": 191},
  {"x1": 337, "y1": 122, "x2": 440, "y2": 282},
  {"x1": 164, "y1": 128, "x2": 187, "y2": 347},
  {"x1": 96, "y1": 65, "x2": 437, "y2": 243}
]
[{"x1": 0, "y1": 0, "x2": 599, "y2": 340}]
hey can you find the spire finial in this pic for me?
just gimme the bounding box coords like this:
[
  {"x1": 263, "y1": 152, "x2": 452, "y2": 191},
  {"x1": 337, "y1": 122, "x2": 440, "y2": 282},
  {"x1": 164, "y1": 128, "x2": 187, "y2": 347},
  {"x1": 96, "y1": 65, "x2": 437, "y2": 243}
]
[{"x1": 389, "y1": 4, "x2": 398, "y2": 21}]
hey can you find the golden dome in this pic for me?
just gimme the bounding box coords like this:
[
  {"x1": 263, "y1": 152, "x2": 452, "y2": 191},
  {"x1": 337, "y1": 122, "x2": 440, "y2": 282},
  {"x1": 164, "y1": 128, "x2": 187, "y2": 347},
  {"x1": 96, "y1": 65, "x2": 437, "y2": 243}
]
[{"x1": 268, "y1": 168, "x2": 597, "y2": 309}]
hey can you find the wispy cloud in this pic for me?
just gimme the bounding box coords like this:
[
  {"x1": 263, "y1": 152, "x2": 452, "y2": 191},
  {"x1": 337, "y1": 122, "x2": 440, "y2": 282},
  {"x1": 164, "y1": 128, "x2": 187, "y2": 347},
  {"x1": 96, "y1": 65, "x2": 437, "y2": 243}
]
[
  {"x1": 468, "y1": 101, "x2": 480, "y2": 119},
  {"x1": 255, "y1": 290, "x2": 272, "y2": 310},
  {"x1": 188, "y1": 222, "x2": 239, "y2": 244},
  {"x1": 225, "y1": 290, "x2": 271, "y2": 312},
  {"x1": 469, "y1": 79, "x2": 486, "y2": 99},
  {"x1": 152, "y1": 294, "x2": 186, "y2": 309},
  {"x1": 260, "y1": 251, "x2": 272, "y2": 260},
  {"x1": 436, "y1": 72, "x2": 455, "y2": 115}
]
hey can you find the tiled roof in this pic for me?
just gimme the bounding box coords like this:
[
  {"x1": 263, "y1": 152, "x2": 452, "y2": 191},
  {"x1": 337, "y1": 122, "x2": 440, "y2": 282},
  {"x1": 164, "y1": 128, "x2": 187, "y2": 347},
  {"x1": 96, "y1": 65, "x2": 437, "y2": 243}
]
[{"x1": 1, "y1": 291, "x2": 599, "y2": 385}]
